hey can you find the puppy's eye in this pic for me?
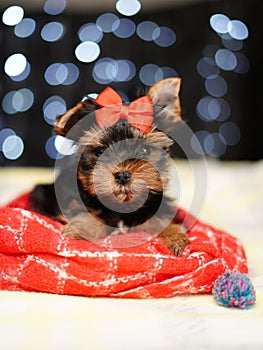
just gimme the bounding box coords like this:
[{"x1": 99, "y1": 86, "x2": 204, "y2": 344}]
[
  {"x1": 94, "y1": 148, "x2": 103, "y2": 157},
  {"x1": 140, "y1": 145, "x2": 151, "y2": 156}
]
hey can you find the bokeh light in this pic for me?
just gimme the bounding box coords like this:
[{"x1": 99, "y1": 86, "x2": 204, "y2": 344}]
[
  {"x1": 2, "y1": 89, "x2": 34, "y2": 114},
  {"x1": 14, "y1": 18, "x2": 36, "y2": 38},
  {"x1": 92, "y1": 58, "x2": 136, "y2": 84},
  {"x1": 113, "y1": 18, "x2": 136, "y2": 38},
  {"x1": 96, "y1": 13, "x2": 119, "y2": 33},
  {"x1": 228, "y1": 20, "x2": 249, "y2": 40},
  {"x1": 0, "y1": 2, "x2": 251, "y2": 163},
  {"x1": 210, "y1": 14, "x2": 230, "y2": 34},
  {"x1": 196, "y1": 96, "x2": 231, "y2": 122},
  {"x1": 54, "y1": 135, "x2": 76, "y2": 156},
  {"x1": 43, "y1": 96, "x2": 67, "y2": 125},
  {"x1": 44, "y1": 63, "x2": 79, "y2": 85},
  {"x1": 75, "y1": 41, "x2": 100, "y2": 63},
  {"x1": 139, "y1": 64, "x2": 160, "y2": 86},
  {"x1": 78, "y1": 23, "x2": 103, "y2": 43},
  {"x1": 41, "y1": 22, "x2": 65, "y2": 42},
  {"x1": 153, "y1": 26, "x2": 176, "y2": 47},
  {"x1": 45, "y1": 135, "x2": 63, "y2": 159},
  {"x1": 2, "y1": 6, "x2": 24, "y2": 26},
  {"x1": 44, "y1": 0, "x2": 66, "y2": 15},
  {"x1": 221, "y1": 34, "x2": 243, "y2": 51},
  {"x1": 155, "y1": 66, "x2": 178, "y2": 80},
  {"x1": 136, "y1": 21, "x2": 159, "y2": 41},
  {"x1": 203, "y1": 132, "x2": 227, "y2": 157},
  {"x1": 204, "y1": 74, "x2": 227, "y2": 97},
  {"x1": 191, "y1": 130, "x2": 209, "y2": 156},
  {"x1": 197, "y1": 57, "x2": 219, "y2": 78},
  {"x1": 12, "y1": 88, "x2": 34, "y2": 112},
  {"x1": 210, "y1": 14, "x2": 249, "y2": 41},
  {"x1": 2, "y1": 135, "x2": 24, "y2": 160},
  {"x1": 202, "y1": 44, "x2": 219, "y2": 58},
  {"x1": 116, "y1": 0, "x2": 141, "y2": 16},
  {"x1": 0, "y1": 128, "x2": 16, "y2": 151},
  {"x1": 196, "y1": 96, "x2": 219, "y2": 122},
  {"x1": 215, "y1": 48, "x2": 237, "y2": 71},
  {"x1": 2, "y1": 91, "x2": 17, "y2": 114},
  {"x1": 10, "y1": 61, "x2": 31, "y2": 82},
  {"x1": 219, "y1": 121, "x2": 241, "y2": 146},
  {"x1": 4, "y1": 53, "x2": 27, "y2": 77},
  {"x1": 233, "y1": 52, "x2": 250, "y2": 74}
]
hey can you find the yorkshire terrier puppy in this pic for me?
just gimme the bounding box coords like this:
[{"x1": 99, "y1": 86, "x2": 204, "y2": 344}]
[{"x1": 30, "y1": 78, "x2": 189, "y2": 255}]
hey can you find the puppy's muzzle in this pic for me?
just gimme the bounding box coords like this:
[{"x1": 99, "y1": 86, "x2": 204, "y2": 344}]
[{"x1": 114, "y1": 171, "x2": 131, "y2": 185}]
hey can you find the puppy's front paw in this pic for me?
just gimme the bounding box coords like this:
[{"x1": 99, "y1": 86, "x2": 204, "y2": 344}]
[{"x1": 157, "y1": 224, "x2": 189, "y2": 256}]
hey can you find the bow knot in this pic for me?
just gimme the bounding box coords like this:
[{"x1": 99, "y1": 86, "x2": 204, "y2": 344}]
[{"x1": 94, "y1": 87, "x2": 154, "y2": 133}]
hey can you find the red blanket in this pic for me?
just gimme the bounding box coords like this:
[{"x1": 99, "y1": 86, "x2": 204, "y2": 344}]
[{"x1": 0, "y1": 192, "x2": 248, "y2": 298}]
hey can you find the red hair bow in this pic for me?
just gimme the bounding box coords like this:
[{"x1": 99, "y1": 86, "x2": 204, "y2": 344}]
[{"x1": 94, "y1": 87, "x2": 154, "y2": 134}]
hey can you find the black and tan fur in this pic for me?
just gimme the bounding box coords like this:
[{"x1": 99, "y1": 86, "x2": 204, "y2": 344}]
[{"x1": 30, "y1": 78, "x2": 189, "y2": 255}]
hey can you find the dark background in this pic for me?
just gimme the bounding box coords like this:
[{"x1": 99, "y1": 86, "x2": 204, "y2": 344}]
[{"x1": 0, "y1": 0, "x2": 262, "y2": 166}]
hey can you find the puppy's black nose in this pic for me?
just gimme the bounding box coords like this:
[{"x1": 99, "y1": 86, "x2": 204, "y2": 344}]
[{"x1": 114, "y1": 171, "x2": 131, "y2": 185}]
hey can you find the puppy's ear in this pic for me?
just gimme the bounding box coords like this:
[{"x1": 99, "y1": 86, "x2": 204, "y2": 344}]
[
  {"x1": 54, "y1": 98, "x2": 97, "y2": 140},
  {"x1": 148, "y1": 78, "x2": 182, "y2": 130}
]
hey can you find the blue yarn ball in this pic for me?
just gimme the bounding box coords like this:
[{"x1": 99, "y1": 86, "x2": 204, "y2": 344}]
[{"x1": 212, "y1": 271, "x2": 256, "y2": 309}]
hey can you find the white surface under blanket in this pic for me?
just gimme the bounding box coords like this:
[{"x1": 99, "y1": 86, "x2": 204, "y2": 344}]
[{"x1": 0, "y1": 159, "x2": 263, "y2": 350}]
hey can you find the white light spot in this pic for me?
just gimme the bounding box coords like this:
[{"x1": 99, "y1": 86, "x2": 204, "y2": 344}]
[
  {"x1": 2, "y1": 135, "x2": 24, "y2": 160},
  {"x1": 2, "y1": 6, "x2": 24, "y2": 26},
  {"x1": 116, "y1": 0, "x2": 141, "y2": 16},
  {"x1": 54, "y1": 135, "x2": 76, "y2": 156},
  {"x1": 75, "y1": 41, "x2": 100, "y2": 63},
  {"x1": 4, "y1": 53, "x2": 27, "y2": 77},
  {"x1": 228, "y1": 20, "x2": 249, "y2": 40},
  {"x1": 209, "y1": 14, "x2": 230, "y2": 34}
]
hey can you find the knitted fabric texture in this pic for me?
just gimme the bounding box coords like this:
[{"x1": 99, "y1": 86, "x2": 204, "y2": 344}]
[{"x1": 0, "y1": 193, "x2": 248, "y2": 298}]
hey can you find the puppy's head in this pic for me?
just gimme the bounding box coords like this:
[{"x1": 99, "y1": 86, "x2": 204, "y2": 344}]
[{"x1": 54, "y1": 78, "x2": 182, "y2": 205}]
